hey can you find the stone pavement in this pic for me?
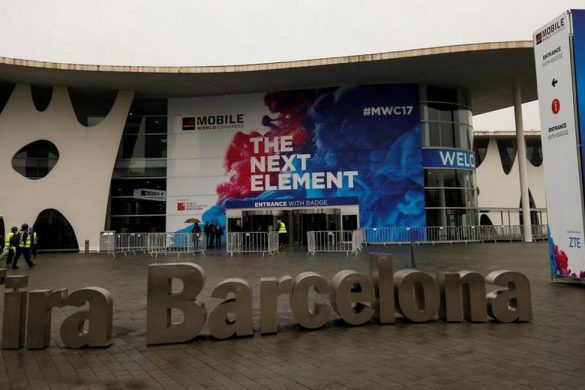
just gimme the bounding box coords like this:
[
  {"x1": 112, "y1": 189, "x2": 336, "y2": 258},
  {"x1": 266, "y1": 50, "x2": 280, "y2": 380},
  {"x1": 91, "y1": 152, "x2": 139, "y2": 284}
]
[{"x1": 0, "y1": 242, "x2": 584, "y2": 389}]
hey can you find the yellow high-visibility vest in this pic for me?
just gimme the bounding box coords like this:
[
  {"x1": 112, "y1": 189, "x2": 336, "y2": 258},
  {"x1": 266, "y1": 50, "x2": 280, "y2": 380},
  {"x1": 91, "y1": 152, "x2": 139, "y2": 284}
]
[
  {"x1": 19, "y1": 232, "x2": 31, "y2": 248},
  {"x1": 278, "y1": 222, "x2": 287, "y2": 234},
  {"x1": 4, "y1": 232, "x2": 15, "y2": 250}
]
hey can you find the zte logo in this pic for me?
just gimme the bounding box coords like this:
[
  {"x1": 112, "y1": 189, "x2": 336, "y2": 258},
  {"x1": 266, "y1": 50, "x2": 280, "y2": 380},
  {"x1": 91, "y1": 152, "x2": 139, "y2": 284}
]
[{"x1": 362, "y1": 106, "x2": 413, "y2": 117}]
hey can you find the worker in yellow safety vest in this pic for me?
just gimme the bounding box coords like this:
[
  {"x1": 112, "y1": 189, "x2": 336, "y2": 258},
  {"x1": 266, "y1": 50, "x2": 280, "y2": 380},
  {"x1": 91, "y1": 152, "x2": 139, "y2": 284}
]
[
  {"x1": 277, "y1": 219, "x2": 287, "y2": 248},
  {"x1": 4, "y1": 226, "x2": 19, "y2": 266},
  {"x1": 12, "y1": 223, "x2": 36, "y2": 269}
]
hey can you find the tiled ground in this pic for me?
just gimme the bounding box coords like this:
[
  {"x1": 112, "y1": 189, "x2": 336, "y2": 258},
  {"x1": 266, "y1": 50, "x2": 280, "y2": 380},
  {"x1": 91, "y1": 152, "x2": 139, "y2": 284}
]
[{"x1": 0, "y1": 242, "x2": 584, "y2": 389}]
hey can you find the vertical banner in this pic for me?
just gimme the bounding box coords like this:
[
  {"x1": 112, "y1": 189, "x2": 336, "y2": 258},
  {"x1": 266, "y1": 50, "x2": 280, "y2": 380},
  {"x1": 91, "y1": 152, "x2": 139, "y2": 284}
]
[
  {"x1": 166, "y1": 84, "x2": 425, "y2": 234},
  {"x1": 534, "y1": 10, "x2": 585, "y2": 281}
]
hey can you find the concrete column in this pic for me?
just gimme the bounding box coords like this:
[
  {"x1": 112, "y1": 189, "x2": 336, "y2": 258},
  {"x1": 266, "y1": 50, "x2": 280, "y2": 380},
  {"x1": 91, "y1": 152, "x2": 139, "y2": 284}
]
[{"x1": 513, "y1": 79, "x2": 533, "y2": 242}]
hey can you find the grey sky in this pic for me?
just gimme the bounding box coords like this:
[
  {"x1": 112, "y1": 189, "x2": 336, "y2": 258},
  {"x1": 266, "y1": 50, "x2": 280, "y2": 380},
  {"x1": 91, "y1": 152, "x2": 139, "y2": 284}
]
[{"x1": 1, "y1": 0, "x2": 583, "y2": 129}]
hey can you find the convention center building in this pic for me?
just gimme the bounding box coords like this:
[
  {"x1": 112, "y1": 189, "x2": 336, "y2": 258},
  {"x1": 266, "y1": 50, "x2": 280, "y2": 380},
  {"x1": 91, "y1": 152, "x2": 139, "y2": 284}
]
[{"x1": 0, "y1": 41, "x2": 538, "y2": 251}]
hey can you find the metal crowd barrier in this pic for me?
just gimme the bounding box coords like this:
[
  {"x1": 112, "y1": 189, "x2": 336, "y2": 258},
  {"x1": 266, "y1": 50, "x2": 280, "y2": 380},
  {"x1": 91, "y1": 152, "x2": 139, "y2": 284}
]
[
  {"x1": 226, "y1": 231, "x2": 279, "y2": 256},
  {"x1": 104, "y1": 232, "x2": 206, "y2": 258},
  {"x1": 307, "y1": 230, "x2": 363, "y2": 256},
  {"x1": 361, "y1": 225, "x2": 549, "y2": 245}
]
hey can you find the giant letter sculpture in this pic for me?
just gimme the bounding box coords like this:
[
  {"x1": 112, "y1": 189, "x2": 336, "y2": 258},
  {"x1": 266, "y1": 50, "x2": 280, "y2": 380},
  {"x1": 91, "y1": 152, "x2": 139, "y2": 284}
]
[
  {"x1": 2, "y1": 275, "x2": 28, "y2": 349},
  {"x1": 486, "y1": 271, "x2": 532, "y2": 322},
  {"x1": 208, "y1": 278, "x2": 254, "y2": 339},
  {"x1": 146, "y1": 263, "x2": 207, "y2": 345},
  {"x1": 27, "y1": 289, "x2": 68, "y2": 349},
  {"x1": 60, "y1": 287, "x2": 113, "y2": 348}
]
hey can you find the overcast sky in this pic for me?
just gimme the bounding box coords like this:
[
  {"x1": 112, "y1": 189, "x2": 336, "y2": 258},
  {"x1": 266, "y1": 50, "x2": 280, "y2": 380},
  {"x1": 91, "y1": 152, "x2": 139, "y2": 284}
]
[{"x1": 1, "y1": 0, "x2": 584, "y2": 129}]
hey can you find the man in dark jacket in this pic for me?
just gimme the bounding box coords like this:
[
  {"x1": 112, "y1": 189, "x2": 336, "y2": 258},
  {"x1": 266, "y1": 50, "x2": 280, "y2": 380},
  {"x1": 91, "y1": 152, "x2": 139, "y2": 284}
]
[
  {"x1": 215, "y1": 225, "x2": 224, "y2": 248},
  {"x1": 192, "y1": 222, "x2": 201, "y2": 249},
  {"x1": 12, "y1": 223, "x2": 36, "y2": 269}
]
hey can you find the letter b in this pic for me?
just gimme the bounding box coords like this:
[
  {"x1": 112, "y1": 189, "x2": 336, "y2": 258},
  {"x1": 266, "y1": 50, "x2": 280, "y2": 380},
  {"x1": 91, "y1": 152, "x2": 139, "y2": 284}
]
[{"x1": 147, "y1": 263, "x2": 207, "y2": 345}]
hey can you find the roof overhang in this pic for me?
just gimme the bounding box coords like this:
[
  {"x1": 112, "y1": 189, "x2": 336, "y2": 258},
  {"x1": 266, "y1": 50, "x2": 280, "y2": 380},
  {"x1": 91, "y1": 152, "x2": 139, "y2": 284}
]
[{"x1": 0, "y1": 41, "x2": 537, "y2": 115}]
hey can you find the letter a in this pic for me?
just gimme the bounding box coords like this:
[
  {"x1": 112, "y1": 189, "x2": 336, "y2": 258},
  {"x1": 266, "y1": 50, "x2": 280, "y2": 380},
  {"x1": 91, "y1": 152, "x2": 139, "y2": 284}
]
[
  {"x1": 486, "y1": 271, "x2": 532, "y2": 322},
  {"x1": 60, "y1": 287, "x2": 113, "y2": 348}
]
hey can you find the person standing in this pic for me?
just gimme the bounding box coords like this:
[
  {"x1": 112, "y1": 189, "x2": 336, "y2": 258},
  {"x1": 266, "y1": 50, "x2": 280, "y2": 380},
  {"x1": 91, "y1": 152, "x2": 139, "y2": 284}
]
[
  {"x1": 208, "y1": 222, "x2": 216, "y2": 249},
  {"x1": 215, "y1": 225, "x2": 223, "y2": 248},
  {"x1": 277, "y1": 219, "x2": 287, "y2": 248},
  {"x1": 4, "y1": 226, "x2": 19, "y2": 266},
  {"x1": 12, "y1": 223, "x2": 36, "y2": 269},
  {"x1": 191, "y1": 222, "x2": 201, "y2": 249},
  {"x1": 204, "y1": 221, "x2": 213, "y2": 249}
]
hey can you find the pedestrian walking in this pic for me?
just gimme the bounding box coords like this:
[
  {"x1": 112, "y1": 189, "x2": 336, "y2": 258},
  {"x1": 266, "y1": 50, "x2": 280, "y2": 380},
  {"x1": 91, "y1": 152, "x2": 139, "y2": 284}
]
[
  {"x1": 12, "y1": 223, "x2": 36, "y2": 269},
  {"x1": 4, "y1": 226, "x2": 19, "y2": 266}
]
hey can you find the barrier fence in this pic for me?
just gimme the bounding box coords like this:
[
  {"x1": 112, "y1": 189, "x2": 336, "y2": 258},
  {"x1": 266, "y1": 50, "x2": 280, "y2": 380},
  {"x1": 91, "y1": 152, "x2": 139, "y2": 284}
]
[
  {"x1": 100, "y1": 224, "x2": 548, "y2": 258},
  {"x1": 102, "y1": 232, "x2": 206, "y2": 258},
  {"x1": 307, "y1": 230, "x2": 364, "y2": 256},
  {"x1": 361, "y1": 225, "x2": 549, "y2": 245},
  {"x1": 226, "y1": 232, "x2": 279, "y2": 256}
]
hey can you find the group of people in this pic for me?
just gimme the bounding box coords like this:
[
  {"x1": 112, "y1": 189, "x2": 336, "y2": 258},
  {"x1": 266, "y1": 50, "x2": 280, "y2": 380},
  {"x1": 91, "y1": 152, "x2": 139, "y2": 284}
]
[
  {"x1": 2, "y1": 223, "x2": 38, "y2": 269},
  {"x1": 191, "y1": 221, "x2": 224, "y2": 249}
]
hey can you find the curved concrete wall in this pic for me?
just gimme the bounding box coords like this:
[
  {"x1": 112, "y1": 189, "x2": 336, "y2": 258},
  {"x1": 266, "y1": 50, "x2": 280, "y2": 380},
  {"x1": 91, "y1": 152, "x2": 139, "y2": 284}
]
[
  {"x1": 476, "y1": 137, "x2": 545, "y2": 225},
  {"x1": 0, "y1": 84, "x2": 133, "y2": 251}
]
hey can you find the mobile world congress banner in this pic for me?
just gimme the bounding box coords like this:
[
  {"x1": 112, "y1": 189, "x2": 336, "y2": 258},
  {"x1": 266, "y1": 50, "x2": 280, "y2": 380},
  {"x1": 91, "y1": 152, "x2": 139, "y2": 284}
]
[
  {"x1": 534, "y1": 10, "x2": 585, "y2": 281},
  {"x1": 166, "y1": 84, "x2": 425, "y2": 234}
]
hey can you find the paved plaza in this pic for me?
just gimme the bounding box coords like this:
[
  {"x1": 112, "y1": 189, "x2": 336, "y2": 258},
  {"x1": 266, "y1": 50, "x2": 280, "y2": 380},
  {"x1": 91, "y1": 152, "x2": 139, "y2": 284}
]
[{"x1": 0, "y1": 242, "x2": 584, "y2": 389}]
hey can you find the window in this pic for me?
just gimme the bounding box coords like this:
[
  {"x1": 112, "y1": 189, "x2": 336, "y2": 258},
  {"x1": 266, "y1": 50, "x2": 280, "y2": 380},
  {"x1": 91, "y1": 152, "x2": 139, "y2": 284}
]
[
  {"x1": 496, "y1": 138, "x2": 517, "y2": 174},
  {"x1": 108, "y1": 97, "x2": 169, "y2": 233},
  {"x1": 424, "y1": 169, "x2": 475, "y2": 189},
  {"x1": 12, "y1": 140, "x2": 60, "y2": 179},
  {"x1": 69, "y1": 87, "x2": 118, "y2": 126},
  {"x1": 473, "y1": 137, "x2": 490, "y2": 168},
  {"x1": 526, "y1": 137, "x2": 543, "y2": 166}
]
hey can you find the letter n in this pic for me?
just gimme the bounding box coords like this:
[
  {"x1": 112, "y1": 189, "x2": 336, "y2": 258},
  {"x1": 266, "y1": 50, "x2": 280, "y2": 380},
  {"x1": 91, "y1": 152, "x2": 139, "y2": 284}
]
[{"x1": 438, "y1": 271, "x2": 486, "y2": 322}]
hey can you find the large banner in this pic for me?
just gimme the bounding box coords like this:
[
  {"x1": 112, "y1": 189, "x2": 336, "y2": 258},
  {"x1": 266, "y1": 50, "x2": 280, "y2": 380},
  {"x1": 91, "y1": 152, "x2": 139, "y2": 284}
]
[
  {"x1": 534, "y1": 10, "x2": 585, "y2": 281},
  {"x1": 166, "y1": 84, "x2": 425, "y2": 234}
]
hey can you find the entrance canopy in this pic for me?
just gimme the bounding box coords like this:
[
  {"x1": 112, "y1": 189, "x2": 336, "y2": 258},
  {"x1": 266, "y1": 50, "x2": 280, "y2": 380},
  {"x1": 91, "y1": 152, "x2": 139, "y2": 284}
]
[{"x1": 0, "y1": 41, "x2": 536, "y2": 115}]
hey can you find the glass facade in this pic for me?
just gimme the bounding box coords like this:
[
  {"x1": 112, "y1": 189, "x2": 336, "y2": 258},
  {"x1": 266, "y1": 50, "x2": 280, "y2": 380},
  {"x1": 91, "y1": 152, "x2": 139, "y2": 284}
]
[
  {"x1": 421, "y1": 85, "x2": 478, "y2": 227},
  {"x1": 107, "y1": 86, "x2": 480, "y2": 232},
  {"x1": 107, "y1": 98, "x2": 168, "y2": 233}
]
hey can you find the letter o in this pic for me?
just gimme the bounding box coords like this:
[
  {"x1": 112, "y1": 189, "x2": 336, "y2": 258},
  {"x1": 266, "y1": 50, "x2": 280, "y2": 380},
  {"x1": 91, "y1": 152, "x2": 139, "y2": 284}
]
[{"x1": 394, "y1": 270, "x2": 440, "y2": 322}]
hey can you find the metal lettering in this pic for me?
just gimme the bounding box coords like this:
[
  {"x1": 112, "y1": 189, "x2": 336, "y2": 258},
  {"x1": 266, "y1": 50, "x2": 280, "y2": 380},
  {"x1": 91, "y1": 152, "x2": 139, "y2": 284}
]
[
  {"x1": 260, "y1": 275, "x2": 293, "y2": 334},
  {"x1": 438, "y1": 271, "x2": 487, "y2": 322},
  {"x1": 60, "y1": 287, "x2": 113, "y2": 348},
  {"x1": 369, "y1": 254, "x2": 395, "y2": 324},
  {"x1": 394, "y1": 270, "x2": 440, "y2": 322},
  {"x1": 290, "y1": 272, "x2": 331, "y2": 329},
  {"x1": 486, "y1": 271, "x2": 532, "y2": 322},
  {"x1": 208, "y1": 278, "x2": 254, "y2": 339},
  {"x1": 146, "y1": 263, "x2": 207, "y2": 345},
  {"x1": 330, "y1": 270, "x2": 374, "y2": 325},
  {"x1": 26, "y1": 289, "x2": 68, "y2": 349},
  {"x1": 2, "y1": 276, "x2": 28, "y2": 349}
]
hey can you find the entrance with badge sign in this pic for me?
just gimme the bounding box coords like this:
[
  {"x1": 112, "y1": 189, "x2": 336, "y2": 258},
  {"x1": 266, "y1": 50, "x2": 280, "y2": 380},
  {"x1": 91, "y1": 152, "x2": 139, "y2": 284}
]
[{"x1": 225, "y1": 205, "x2": 359, "y2": 247}]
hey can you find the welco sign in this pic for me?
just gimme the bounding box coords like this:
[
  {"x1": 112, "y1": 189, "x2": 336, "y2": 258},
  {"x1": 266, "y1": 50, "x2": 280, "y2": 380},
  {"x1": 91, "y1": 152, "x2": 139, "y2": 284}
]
[{"x1": 0, "y1": 254, "x2": 531, "y2": 349}]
